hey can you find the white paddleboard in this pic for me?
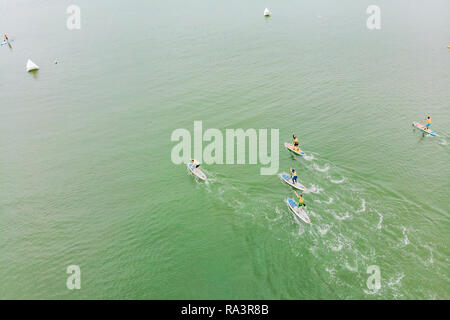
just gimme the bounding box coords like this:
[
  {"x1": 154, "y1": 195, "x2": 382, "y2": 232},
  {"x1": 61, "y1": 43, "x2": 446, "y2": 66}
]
[
  {"x1": 284, "y1": 142, "x2": 305, "y2": 156},
  {"x1": 412, "y1": 121, "x2": 437, "y2": 136},
  {"x1": 278, "y1": 172, "x2": 307, "y2": 191},
  {"x1": 286, "y1": 198, "x2": 310, "y2": 224},
  {"x1": 0, "y1": 39, "x2": 13, "y2": 46},
  {"x1": 187, "y1": 163, "x2": 207, "y2": 181}
]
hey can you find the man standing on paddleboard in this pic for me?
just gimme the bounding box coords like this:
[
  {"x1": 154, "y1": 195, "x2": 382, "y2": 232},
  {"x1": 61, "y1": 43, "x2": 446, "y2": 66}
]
[
  {"x1": 191, "y1": 159, "x2": 201, "y2": 172},
  {"x1": 292, "y1": 134, "x2": 300, "y2": 152},
  {"x1": 290, "y1": 168, "x2": 298, "y2": 184},
  {"x1": 294, "y1": 191, "x2": 306, "y2": 208},
  {"x1": 425, "y1": 116, "x2": 431, "y2": 129}
]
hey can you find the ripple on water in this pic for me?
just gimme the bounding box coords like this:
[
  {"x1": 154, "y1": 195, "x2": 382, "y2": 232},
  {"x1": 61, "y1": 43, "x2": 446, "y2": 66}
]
[
  {"x1": 317, "y1": 224, "x2": 331, "y2": 236},
  {"x1": 356, "y1": 199, "x2": 366, "y2": 214},
  {"x1": 314, "y1": 197, "x2": 333, "y2": 205},
  {"x1": 306, "y1": 184, "x2": 324, "y2": 194},
  {"x1": 330, "y1": 177, "x2": 346, "y2": 184},
  {"x1": 344, "y1": 260, "x2": 358, "y2": 272},
  {"x1": 265, "y1": 207, "x2": 283, "y2": 223},
  {"x1": 421, "y1": 244, "x2": 435, "y2": 265},
  {"x1": 328, "y1": 209, "x2": 352, "y2": 221},
  {"x1": 313, "y1": 163, "x2": 330, "y2": 173},
  {"x1": 330, "y1": 242, "x2": 344, "y2": 252},
  {"x1": 402, "y1": 226, "x2": 409, "y2": 246},
  {"x1": 437, "y1": 138, "x2": 447, "y2": 146},
  {"x1": 375, "y1": 209, "x2": 384, "y2": 230},
  {"x1": 388, "y1": 273, "x2": 405, "y2": 291}
]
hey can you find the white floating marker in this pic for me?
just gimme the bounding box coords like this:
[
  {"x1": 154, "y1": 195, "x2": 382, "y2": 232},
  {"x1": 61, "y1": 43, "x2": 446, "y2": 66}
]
[
  {"x1": 26, "y1": 59, "x2": 39, "y2": 72},
  {"x1": 264, "y1": 8, "x2": 271, "y2": 17}
]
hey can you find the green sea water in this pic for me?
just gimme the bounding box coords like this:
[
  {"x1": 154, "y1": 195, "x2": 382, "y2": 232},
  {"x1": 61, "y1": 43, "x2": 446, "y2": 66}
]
[{"x1": 0, "y1": 0, "x2": 449, "y2": 299}]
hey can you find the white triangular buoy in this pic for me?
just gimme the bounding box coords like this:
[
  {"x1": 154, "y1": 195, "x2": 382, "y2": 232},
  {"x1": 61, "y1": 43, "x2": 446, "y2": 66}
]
[
  {"x1": 26, "y1": 59, "x2": 39, "y2": 72},
  {"x1": 264, "y1": 8, "x2": 271, "y2": 16}
]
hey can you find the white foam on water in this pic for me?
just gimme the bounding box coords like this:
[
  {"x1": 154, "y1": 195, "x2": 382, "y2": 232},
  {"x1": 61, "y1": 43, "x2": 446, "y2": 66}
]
[
  {"x1": 356, "y1": 199, "x2": 366, "y2": 213},
  {"x1": 388, "y1": 273, "x2": 405, "y2": 289},
  {"x1": 331, "y1": 210, "x2": 351, "y2": 221},
  {"x1": 303, "y1": 154, "x2": 315, "y2": 161},
  {"x1": 289, "y1": 211, "x2": 307, "y2": 230},
  {"x1": 363, "y1": 288, "x2": 380, "y2": 295},
  {"x1": 265, "y1": 207, "x2": 283, "y2": 222},
  {"x1": 325, "y1": 266, "x2": 336, "y2": 276},
  {"x1": 314, "y1": 198, "x2": 332, "y2": 204},
  {"x1": 202, "y1": 169, "x2": 214, "y2": 179},
  {"x1": 392, "y1": 292, "x2": 405, "y2": 299},
  {"x1": 330, "y1": 242, "x2": 343, "y2": 252},
  {"x1": 308, "y1": 209, "x2": 317, "y2": 217},
  {"x1": 402, "y1": 227, "x2": 409, "y2": 245},
  {"x1": 217, "y1": 187, "x2": 225, "y2": 195},
  {"x1": 308, "y1": 245, "x2": 318, "y2": 255},
  {"x1": 297, "y1": 224, "x2": 305, "y2": 236},
  {"x1": 318, "y1": 224, "x2": 330, "y2": 236},
  {"x1": 422, "y1": 244, "x2": 434, "y2": 265},
  {"x1": 375, "y1": 210, "x2": 383, "y2": 229},
  {"x1": 229, "y1": 198, "x2": 244, "y2": 211},
  {"x1": 330, "y1": 177, "x2": 346, "y2": 184},
  {"x1": 344, "y1": 260, "x2": 358, "y2": 272},
  {"x1": 306, "y1": 184, "x2": 324, "y2": 194},
  {"x1": 325, "y1": 266, "x2": 339, "y2": 284},
  {"x1": 313, "y1": 163, "x2": 330, "y2": 172}
]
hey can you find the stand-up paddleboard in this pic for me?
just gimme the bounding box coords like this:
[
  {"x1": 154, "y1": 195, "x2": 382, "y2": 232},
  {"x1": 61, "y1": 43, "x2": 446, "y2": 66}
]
[
  {"x1": 187, "y1": 163, "x2": 207, "y2": 181},
  {"x1": 0, "y1": 39, "x2": 13, "y2": 46},
  {"x1": 412, "y1": 122, "x2": 437, "y2": 136},
  {"x1": 278, "y1": 172, "x2": 307, "y2": 191},
  {"x1": 286, "y1": 198, "x2": 310, "y2": 224},
  {"x1": 284, "y1": 142, "x2": 305, "y2": 156}
]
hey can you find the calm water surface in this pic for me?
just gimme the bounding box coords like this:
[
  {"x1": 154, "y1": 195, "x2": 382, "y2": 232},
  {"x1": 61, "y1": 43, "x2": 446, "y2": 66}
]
[{"x1": 0, "y1": 0, "x2": 449, "y2": 299}]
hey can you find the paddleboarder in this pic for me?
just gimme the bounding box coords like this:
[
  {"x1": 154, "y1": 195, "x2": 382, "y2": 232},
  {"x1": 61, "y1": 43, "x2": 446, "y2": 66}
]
[
  {"x1": 290, "y1": 168, "x2": 298, "y2": 184},
  {"x1": 191, "y1": 159, "x2": 201, "y2": 172},
  {"x1": 425, "y1": 116, "x2": 431, "y2": 129},
  {"x1": 294, "y1": 191, "x2": 306, "y2": 208},
  {"x1": 292, "y1": 134, "x2": 299, "y2": 152}
]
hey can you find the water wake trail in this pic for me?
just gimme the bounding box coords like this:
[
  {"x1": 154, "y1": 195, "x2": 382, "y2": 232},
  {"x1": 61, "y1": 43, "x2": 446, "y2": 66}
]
[{"x1": 313, "y1": 163, "x2": 330, "y2": 173}]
